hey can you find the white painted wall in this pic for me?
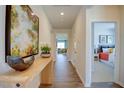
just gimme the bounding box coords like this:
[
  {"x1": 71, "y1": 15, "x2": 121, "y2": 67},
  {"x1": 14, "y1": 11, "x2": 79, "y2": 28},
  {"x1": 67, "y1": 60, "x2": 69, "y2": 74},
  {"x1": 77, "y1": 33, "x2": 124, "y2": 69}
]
[
  {"x1": 31, "y1": 6, "x2": 52, "y2": 50},
  {"x1": 0, "y1": 6, "x2": 12, "y2": 73},
  {"x1": 0, "y1": 6, "x2": 5, "y2": 64},
  {"x1": 86, "y1": 5, "x2": 120, "y2": 87},
  {"x1": 69, "y1": 7, "x2": 86, "y2": 84},
  {"x1": 119, "y1": 6, "x2": 124, "y2": 87},
  {"x1": 29, "y1": 6, "x2": 53, "y2": 59}
]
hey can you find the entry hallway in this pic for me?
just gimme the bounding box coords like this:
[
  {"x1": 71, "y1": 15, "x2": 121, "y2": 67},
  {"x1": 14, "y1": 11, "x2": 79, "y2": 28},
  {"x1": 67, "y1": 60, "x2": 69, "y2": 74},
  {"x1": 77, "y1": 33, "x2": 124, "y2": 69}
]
[{"x1": 40, "y1": 54, "x2": 121, "y2": 88}]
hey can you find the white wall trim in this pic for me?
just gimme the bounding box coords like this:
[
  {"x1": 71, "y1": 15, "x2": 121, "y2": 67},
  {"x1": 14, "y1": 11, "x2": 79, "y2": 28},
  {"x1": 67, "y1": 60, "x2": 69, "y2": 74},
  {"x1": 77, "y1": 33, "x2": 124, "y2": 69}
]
[
  {"x1": 76, "y1": 68, "x2": 84, "y2": 84},
  {"x1": 70, "y1": 61, "x2": 85, "y2": 87}
]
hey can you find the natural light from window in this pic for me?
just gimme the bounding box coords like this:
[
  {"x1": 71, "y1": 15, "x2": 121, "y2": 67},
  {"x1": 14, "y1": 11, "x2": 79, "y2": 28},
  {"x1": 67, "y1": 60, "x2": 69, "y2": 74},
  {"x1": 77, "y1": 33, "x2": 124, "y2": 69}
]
[{"x1": 57, "y1": 42, "x2": 65, "y2": 48}]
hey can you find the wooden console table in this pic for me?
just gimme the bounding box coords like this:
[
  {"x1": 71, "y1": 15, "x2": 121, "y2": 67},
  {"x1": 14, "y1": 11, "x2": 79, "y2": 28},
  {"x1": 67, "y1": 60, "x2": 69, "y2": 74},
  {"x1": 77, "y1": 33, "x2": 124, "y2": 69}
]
[{"x1": 0, "y1": 57, "x2": 53, "y2": 88}]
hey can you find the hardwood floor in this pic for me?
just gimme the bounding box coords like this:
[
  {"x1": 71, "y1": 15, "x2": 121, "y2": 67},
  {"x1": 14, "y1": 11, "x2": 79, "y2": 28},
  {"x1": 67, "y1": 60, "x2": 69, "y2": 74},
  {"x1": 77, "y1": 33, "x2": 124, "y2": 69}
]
[
  {"x1": 40, "y1": 54, "x2": 83, "y2": 88},
  {"x1": 40, "y1": 54, "x2": 122, "y2": 88}
]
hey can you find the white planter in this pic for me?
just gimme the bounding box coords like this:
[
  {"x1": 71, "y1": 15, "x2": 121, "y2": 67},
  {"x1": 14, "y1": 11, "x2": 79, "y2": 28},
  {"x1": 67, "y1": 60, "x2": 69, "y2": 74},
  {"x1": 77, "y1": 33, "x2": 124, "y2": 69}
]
[{"x1": 41, "y1": 53, "x2": 51, "y2": 58}]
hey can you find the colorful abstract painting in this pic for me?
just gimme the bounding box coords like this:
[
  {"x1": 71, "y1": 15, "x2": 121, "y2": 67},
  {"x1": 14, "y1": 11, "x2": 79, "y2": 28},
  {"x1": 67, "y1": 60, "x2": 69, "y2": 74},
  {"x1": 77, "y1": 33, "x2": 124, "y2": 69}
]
[{"x1": 6, "y1": 5, "x2": 39, "y2": 57}]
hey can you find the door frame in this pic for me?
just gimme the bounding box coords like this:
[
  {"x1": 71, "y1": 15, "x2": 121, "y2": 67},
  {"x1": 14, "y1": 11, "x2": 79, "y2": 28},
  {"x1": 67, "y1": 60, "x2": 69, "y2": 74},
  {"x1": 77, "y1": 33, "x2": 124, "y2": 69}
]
[{"x1": 86, "y1": 21, "x2": 120, "y2": 87}]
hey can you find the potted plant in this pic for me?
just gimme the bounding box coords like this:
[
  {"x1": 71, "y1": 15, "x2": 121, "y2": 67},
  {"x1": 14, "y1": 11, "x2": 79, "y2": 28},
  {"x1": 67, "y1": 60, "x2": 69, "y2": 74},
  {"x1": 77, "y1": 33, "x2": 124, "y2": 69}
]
[{"x1": 40, "y1": 44, "x2": 51, "y2": 58}]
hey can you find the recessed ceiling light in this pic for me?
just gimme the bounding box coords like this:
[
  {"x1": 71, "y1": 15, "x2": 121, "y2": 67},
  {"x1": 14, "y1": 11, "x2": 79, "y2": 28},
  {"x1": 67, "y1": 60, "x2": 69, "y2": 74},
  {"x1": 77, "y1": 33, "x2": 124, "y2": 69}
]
[{"x1": 60, "y1": 12, "x2": 64, "y2": 16}]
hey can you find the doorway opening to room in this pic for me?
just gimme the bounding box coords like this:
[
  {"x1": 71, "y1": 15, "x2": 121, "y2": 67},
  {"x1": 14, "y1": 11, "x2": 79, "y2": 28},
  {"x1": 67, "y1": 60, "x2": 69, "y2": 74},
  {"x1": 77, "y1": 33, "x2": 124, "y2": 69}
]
[
  {"x1": 91, "y1": 22, "x2": 117, "y2": 85},
  {"x1": 56, "y1": 33, "x2": 68, "y2": 55}
]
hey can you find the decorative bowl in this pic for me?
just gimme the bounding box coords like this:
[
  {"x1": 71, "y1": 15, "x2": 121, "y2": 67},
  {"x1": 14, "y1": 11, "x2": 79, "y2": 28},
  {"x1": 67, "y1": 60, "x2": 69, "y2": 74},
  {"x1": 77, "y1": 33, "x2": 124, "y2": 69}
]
[{"x1": 7, "y1": 56, "x2": 35, "y2": 71}]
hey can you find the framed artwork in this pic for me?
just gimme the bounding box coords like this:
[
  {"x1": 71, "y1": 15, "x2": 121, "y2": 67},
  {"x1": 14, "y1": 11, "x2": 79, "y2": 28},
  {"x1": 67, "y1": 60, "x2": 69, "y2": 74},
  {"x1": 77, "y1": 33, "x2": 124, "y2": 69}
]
[
  {"x1": 107, "y1": 35, "x2": 113, "y2": 44},
  {"x1": 99, "y1": 35, "x2": 107, "y2": 44},
  {"x1": 6, "y1": 5, "x2": 39, "y2": 58}
]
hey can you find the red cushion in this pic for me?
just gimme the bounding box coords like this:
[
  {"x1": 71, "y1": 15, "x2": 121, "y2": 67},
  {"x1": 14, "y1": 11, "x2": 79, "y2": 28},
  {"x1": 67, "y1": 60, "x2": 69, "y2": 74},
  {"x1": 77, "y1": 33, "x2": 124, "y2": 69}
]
[{"x1": 99, "y1": 52, "x2": 109, "y2": 61}]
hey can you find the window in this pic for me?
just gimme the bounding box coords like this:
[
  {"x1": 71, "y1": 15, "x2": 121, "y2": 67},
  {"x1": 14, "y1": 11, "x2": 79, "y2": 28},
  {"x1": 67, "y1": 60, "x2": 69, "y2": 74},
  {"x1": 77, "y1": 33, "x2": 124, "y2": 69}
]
[{"x1": 57, "y1": 42, "x2": 65, "y2": 48}]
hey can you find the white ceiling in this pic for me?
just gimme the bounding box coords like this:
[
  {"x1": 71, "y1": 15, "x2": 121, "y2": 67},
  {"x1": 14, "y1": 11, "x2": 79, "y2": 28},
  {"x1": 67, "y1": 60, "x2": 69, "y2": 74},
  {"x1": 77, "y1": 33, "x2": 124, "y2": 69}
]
[{"x1": 42, "y1": 5, "x2": 82, "y2": 29}]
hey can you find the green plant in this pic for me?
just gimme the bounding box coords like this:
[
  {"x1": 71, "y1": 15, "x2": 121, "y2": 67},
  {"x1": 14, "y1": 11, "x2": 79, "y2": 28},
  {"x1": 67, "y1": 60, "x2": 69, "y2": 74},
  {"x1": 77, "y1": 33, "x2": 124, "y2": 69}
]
[{"x1": 40, "y1": 44, "x2": 51, "y2": 54}]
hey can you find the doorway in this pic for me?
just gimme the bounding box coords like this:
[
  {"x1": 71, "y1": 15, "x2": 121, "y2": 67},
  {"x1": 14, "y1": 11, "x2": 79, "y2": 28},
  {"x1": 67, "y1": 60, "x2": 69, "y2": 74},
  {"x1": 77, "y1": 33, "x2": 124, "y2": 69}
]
[
  {"x1": 91, "y1": 22, "x2": 117, "y2": 83},
  {"x1": 56, "y1": 33, "x2": 68, "y2": 55}
]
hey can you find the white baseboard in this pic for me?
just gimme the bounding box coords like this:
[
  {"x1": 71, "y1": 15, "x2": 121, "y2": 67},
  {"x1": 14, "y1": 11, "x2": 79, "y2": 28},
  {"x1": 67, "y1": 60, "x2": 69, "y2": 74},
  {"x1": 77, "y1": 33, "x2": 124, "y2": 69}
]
[
  {"x1": 70, "y1": 61, "x2": 85, "y2": 85},
  {"x1": 75, "y1": 69, "x2": 91, "y2": 88},
  {"x1": 76, "y1": 68, "x2": 85, "y2": 84}
]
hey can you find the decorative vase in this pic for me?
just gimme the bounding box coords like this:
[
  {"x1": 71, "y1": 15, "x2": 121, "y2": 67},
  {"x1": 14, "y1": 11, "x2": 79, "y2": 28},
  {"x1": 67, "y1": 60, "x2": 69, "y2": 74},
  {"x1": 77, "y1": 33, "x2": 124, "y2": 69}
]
[
  {"x1": 41, "y1": 53, "x2": 51, "y2": 58},
  {"x1": 7, "y1": 56, "x2": 35, "y2": 71}
]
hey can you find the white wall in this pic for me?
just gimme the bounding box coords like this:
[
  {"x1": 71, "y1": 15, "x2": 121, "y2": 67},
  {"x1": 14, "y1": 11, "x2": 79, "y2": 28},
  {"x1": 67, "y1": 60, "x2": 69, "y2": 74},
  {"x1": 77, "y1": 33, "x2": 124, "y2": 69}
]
[
  {"x1": 31, "y1": 6, "x2": 53, "y2": 60},
  {"x1": 31, "y1": 6, "x2": 52, "y2": 50},
  {"x1": 70, "y1": 7, "x2": 86, "y2": 84},
  {"x1": 0, "y1": 6, "x2": 5, "y2": 64},
  {"x1": 0, "y1": 5, "x2": 6, "y2": 72},
  {"x1": 86, "y1": 5, "x2": 121, "y2": 87},
  {"x1": 119, "y1": 6, "x2": 124, "y2": 87},
  {"x1": 0, "y1": 6, "x2": 12, "y2": 73}
]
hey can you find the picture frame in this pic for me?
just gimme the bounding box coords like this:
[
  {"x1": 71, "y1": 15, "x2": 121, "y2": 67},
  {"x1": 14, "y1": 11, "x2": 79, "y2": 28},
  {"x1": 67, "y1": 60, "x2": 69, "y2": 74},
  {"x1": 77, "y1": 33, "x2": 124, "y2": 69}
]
[
  {"x1": 99, "y1": 35, "x2": 107, "y2": 44},
  {"x1": 107, "y1": 35, "x2": 113, "y2": 44},
  {"x1": 5, "y1": 5, "x2": 39, "y2": 58}
]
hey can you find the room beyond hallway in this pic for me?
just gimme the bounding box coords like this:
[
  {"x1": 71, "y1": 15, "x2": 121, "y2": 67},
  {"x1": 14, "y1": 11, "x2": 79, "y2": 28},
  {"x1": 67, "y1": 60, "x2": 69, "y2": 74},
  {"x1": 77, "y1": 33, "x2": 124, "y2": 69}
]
[
  {"x1": 92, "y1": 22, "x2": 116, "y2": 83},
  {"x1": 40, "y1": 54, "x2": 83, "y2": 88}
]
